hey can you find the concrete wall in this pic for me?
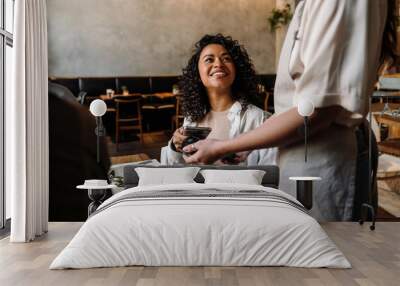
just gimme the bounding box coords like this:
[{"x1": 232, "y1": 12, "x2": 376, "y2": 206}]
[
  {"x1": 275, "y1": 0, "x2": 295, "y2": 67},
  {"x1": 47, "y1": 0, "x2": 276, "y2": 77}
]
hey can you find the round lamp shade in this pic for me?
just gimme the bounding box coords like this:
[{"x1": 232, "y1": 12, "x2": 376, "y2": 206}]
[
  {"x1": 89, "y1": 99, "x2": 107, "y2": 117},
  {"x1": 297, "y1": 98, "x2": 315, "y2": 117}
]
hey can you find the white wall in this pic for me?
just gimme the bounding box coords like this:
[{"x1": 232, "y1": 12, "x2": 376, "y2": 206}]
[{"x1": 47, "y1": 0, "x2": 277, "y2": 77}]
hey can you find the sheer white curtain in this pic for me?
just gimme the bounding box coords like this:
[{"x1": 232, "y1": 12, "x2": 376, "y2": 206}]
[{"x1": 6, "y1": 0, "x2": 48, "y2": 242}]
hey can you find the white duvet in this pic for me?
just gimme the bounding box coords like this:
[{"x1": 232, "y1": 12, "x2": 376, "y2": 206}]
[{"x1": 50, "y1": 183, "x2": 351, "y2": 269}]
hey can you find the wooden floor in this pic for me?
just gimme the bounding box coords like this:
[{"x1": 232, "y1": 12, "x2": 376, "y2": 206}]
[
  {"x1": 0, "y1": 222, "x2": 399, "y2": 286},
  {"x1": 107, "y1": 131, "x2": 170, "y2": 160}
]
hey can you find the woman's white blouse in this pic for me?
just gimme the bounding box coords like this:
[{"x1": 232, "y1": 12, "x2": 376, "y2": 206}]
[
  {"x1": 161, "y1": 102, "x2": 278, "y2": 165},
  {"x1": 275, "y1": 0, "x2": 387, "y2": 127}
]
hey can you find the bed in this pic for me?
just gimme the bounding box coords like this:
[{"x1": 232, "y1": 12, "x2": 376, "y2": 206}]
[{"x1": 50, "y1": 165, "x2": 350, "y2": 269}]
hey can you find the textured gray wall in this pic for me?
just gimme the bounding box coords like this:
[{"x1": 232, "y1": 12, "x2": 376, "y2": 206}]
[{"x1": 47, "y1": 0, "x2": 276, "y2": 77}]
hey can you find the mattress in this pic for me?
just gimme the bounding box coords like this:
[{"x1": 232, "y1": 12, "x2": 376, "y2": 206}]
[{"x1": 50, "y1": 183, "x2": 351, "y2": 269}]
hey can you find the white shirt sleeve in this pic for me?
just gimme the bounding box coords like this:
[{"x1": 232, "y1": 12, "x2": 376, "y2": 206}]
[
  {"x1": 160, "y1": 118, "x2": 194, "y2": 165},
  {"x1": 241, "y1": 106, "x2": 278, "y2": 166},
  {"x1": 291, "y1": 0, "x2": 386, "y2": 120}
]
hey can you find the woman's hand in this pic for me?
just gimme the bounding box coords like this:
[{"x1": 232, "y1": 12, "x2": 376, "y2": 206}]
[
  {"x1": 183, "y1": 139, "x2": 225, "y2": 164},
  {"x1": 171, "y1": 127, "x2": 188, "y2": 152},
  {"x1": 220, "y1": 151, "x2": 250, "y2": 165}
]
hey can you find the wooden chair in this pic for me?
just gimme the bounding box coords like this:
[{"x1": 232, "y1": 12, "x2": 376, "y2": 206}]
[
  {"x1": 141, "y1": 94, "x2": 175, "y2": 131},
  {"x1": 264, "y1": 91, "x2": 271, "y2": 112},
  {"x1": 257, "y1": 84, "x2": 272, "y2": 112},
  {"x1": 114, "y1": 96, "x2": 143, "y2": 151},
  {"x1": 171, "y1": 95, "x2": 184, "y2": 131}
]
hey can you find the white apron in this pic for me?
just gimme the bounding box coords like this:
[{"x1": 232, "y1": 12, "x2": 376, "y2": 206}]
[{"x1": 274, "y1": 0, "x2": 386, "y2": 221}]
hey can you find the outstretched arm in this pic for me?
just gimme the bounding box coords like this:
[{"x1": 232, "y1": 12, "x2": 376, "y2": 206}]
[{"x1": 184, "y1": 105, "x2": 342, "y2": 164}]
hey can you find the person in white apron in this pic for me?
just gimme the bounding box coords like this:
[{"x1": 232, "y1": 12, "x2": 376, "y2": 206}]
[{"x1": 184, "y1": 0, "x2": 396, "y2": 221}]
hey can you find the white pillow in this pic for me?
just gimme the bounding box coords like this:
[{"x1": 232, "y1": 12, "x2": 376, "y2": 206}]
[
  {"x1": 200, "y1": 169, "x2": 266, "y2": 185},
  {"x1": 136, "y1": 167, "x2": 201, "y2": 186}
]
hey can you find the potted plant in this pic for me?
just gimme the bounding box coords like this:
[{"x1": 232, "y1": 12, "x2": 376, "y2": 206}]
[
  {"x1": 172, "y1": 84, "x2": 180, "y2": 95},
  {"x1": 268, "y1": 3, "x2": 293, "y2": 32}
]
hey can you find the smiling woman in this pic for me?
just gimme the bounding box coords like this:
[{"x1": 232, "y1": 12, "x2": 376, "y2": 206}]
[
  {"x1": 197, "y1": 44, "x2": 236, "y2": 101},
  {"x1": 181, "y1": 34, "x2": 259, "y2": 123},
  {"x1": 161, "y1": 34, "x2": 277, "y2": 166}
]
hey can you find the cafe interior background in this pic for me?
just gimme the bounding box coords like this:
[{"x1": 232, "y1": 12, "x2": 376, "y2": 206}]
[
  {"x1": 46, "y1": 0, "x2": 281, "y2": 222},
  {"x1": 2, "y1": 0, "x2": 400, "y2": 229},
  {"x1": 46, "y1": 0, "x2": 400, "y2": 222}
]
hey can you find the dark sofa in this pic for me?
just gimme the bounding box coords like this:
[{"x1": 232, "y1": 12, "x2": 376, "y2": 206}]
[
  {"x1": 80, "y1": 77, "x2": 117, "y2": 98},
  {"x1": 49, "y1": 76, "x2": 179, "y2": 100},
  {"x1": 116, "y1": 77, "x2": 151, "y2": 94},
  {"x1": 49, "y1": 82, "x2": 111, "y2": 221}
]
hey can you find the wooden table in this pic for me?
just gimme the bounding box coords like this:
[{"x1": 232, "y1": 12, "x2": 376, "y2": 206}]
[
  {"x1": 110, "y1": 153, "x2": 150, "y2": 165},
  {"x1": 100, "y1": 93, "x2": 143, "y2": 113},
  {"x1": 100, "y1": 93, "x2": 176, "y2": 101},
  {"x1": 1, "y1": 222, "x2": 399, "y2": 286},
  {"x1": 99, "y1": 93, "x2": 142, "y2": 101},
  {"x1": 152, "y1": 92, "x2": 175, "y2": 99}
]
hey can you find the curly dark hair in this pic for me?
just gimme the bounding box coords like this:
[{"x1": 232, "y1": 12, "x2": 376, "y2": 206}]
[{"x1": 180, "y1": 34, "x2": 259, "y2": 122}]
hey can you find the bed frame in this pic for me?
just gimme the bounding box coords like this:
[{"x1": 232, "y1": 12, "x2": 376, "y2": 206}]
[
  {"x1": 123, "y1": 164, "x2": 280, "y2": 189},
  {"x1": 122, "y1": 164, "x2": 378, "y2": 230}
]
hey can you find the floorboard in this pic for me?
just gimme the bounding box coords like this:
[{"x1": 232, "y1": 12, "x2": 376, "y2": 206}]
[{"x1": 0, "y1": 222, "x2": 399, "y2": 286}]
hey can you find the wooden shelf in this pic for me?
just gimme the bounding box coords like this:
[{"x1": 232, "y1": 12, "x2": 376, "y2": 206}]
[
  {"x1": 374, "y1": 114, "x2": 400, "y2": 140},
  {"x1": 379, "y1": 139, "x2": 400, "y2": 156}
]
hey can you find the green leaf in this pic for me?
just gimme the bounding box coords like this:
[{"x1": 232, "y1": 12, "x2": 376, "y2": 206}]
[{"x1": 267, "y1": 3, "x2": 293, "y2": 32}]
